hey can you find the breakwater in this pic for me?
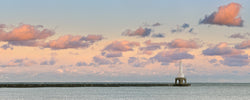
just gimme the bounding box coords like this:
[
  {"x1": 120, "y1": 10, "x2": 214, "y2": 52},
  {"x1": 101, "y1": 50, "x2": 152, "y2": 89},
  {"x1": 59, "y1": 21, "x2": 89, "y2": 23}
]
[{"x1": 0, "y1": 82, "x2": 191, "y2": 88}]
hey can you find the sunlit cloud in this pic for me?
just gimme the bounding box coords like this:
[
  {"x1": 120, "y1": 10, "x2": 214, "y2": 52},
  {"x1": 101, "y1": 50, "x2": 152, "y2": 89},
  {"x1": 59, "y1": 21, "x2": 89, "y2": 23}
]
[
  {"x1": 0, "y1": 24, "x2": 55, "y2": 41},
  {"x1": 0, "y1": 24, "x2": 54, "y2": 47},
  {"x1": 103, "y1": 40, "x2": 140, "y2": 52},
  {"x1": 44, "y1": 34, "x2": 103, "y2": 50},
  {"x1": 220, "y1": 54, "x2": 249, "y2": 67},
  {"x1": 150, "y1": 49, "x2": 194, "y2": 65},
  {"x1": 81, "y1": 35, "x2": 103, "y2": 43},
  {"x1": 167, "y1": 39, "x2": 201, "y2": 49},
  {"x1": 203, "y1": 42, "x2": 242, "y2": 56},
  {"x1": 203, "y1": 42, "x2": 249, "y2": 67},
  {"x1": 44, "y1": 35, "x2": 89, "y2": 49},
  {"x1": 200, "y1": 2, "x2": 243, "y2": 27},
  {"x1": 140, "y1": 40, "x2": 167, "y2": 55},
  {"x1": 235, "y1": 40, "x2": 250, "y2": 49}
]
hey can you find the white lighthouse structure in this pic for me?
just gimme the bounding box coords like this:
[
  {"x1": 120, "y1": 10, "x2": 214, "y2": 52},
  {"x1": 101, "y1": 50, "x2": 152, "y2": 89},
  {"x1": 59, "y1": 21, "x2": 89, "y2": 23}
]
[
  {"x1": 174, "y1": 61, "x2": 189, "y2": 86},
  {"x1": 177, "y1": 61, "x2": 184, "y2": 78}
]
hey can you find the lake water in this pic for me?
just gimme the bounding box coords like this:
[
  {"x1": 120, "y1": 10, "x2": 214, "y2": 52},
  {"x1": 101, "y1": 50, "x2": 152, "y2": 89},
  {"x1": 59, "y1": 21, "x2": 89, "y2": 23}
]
[{"x1": 0, "y1": 83, "x2": 249, "y2": 100}]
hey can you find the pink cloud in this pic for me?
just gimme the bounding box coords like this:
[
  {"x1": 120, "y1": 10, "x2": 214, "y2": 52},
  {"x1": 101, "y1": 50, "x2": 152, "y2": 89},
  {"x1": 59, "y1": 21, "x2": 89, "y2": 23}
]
[
  {"x1": 142, "y1": 50, "x2": 153, "y2": 55},
  {"x1": 0, "y1": 24, "x2": 54, "y2": 41},
  {"x1": 220, "y1": 54, "x2": 249, "y2": 67},
  {"x1": 139, "y1": 40, "x2": 167, "y2": 55},
  {"x1": 150, "y1": 49, "x2": 194, "y2": 65},
  {"x1": 44, "y1": 35, "x2": 89, "y2": 49},
  {"x1": 103, "y1": 40, "x2": 140, "y2": 52},
  {"x1": 0, "y1": 24, "x2": 103, "y2": 50},
  {"x1": 168, "y1": 39, "x2": 201, "y2": 49},
  {"x1": 203, "y1": 42, "x2": 248, "y2": 67},
  {"x1": 235, "y1": 40, "x2": 250, "y2": 49},
  {"x1": 203, "y1": 42, "x2": 243, "y2": 56},
  {"x1": 200, "y1": 2, "x2": 243, "y2": 27},
  {"x1": 144, "y1": 40, "x2": 167, "y2": 46},
  {"x1": 82, "y1": 35, "x2": 103, "y2": 42}
]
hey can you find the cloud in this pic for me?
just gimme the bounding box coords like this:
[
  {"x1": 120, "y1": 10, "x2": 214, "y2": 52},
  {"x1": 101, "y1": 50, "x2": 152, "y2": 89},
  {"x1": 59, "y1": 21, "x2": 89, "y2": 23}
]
[
  {"x1": 81, "y1": 35, "x2": 103, "y2": 42},
  {"x1": 93, "y1": 56, "x2": 122, "y2": 65},
  {"x1": 188, "y1": 28, "x2": 194, "y2": 33},
  {"x1": 76, "y1": 61, "x2": 88, "y2": 66},
  {"x1": 235, "y1": 40, "x2": 250, "y2": 49},
  {"x1": 0, "y1": 24, "x2": 55, "y2": 41},
  {"x1": 144, "y1": 40, "x2": 167, "y2": 46},
  {"x1": 0, "y1": 24, "x2": 103, "y2": 50},
  {"x1": 40, "y1": 58, "x2": 56, "y2": 65},
  {"x1": 142, "y1": 51, "x2": 153, "y2": 55},
  {"x1": 150, "y1": 49, "x2": 194, "y2": 65},
  {"x1": 0, "y1": 24, "x2": 55, "y2": 48},
  {"x1": 102, "y1": 52, "x2": 122, "y2": 58},
  {"x1": 171, "y1": 27, "x2": 182, "y2": 33},
  {"x1": 103, "y1": 40, "x2": 140, "y2": 52},
  {"x1": 43, "y1": 34, "x2": 103, "y2": 49},
  {"x1": 140, "y1": 45, "x2": 161, "y2": 51},
  {"x1": 1, "y1": 58, "x2": 37, "y2": 67},
  {"x1": 203, "y1": 42, "x2": 243, "y2": 56},
  {"x1": 44, "y1": 35, "x2": 89, "y2": 49},
  {"x1": 151, "y1": 33, "x2": 165, "y2": 38},
  {"x1": 93, "y1": 56, "x2": 112, "y2": 65},
  {"x1": 122, "y1": 27, "x2": 152, "y2": 37},
  {"x1": 0, "y1": 24, "x2": 6, "y2": 28},
  {"x1": 8, "y1": 40, "x2": 45, "y2": 47},
  {"x1": 171, "y1": 23, "x2": 194, "y2": 33},
  {"x1": 209, "y1": 59, "x2": 217, "y2": 64},
  {"x1": 152, "y1": 22, "x2": 161, "y2": 27},
  {"x1": 140, "y1": 40, "x2": 167, "y2": 55},
  {"x1": 203, "y1": 42, "x2": 248, "y2": 67},
  {"x1": 1, "y1": 44, "x2": 13, "y2": 50},
  {"x1": 220, "y1": 54, "x2": 249, "y2": 67},
  {"x1": 182, "y1": 23, "x2": 190, "y2": 29},
  {"x1": 140, "y1": 45, "x2": 161, "y2": 55},
  {"x1": 128, "y1": 57, "x2": 148, "y2": 67},
  {"x1": 68, "y1": 52, "x2": 79, "y2": 55},
  {"x1": 199, "y1": 2, "x2": 243, "y2": 27},
  {"x1": 229, "y1": 33, "x2": 247, "y2": 39},
  {"x1": 167, "y1": 39, "x2": 201, "y2": 49}
]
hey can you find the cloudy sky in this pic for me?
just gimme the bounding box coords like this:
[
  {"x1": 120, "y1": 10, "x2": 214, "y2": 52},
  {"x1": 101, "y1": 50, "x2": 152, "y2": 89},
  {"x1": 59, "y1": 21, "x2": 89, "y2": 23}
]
[{"x1": 0, "y1": 0, "x2": 249, "y2": 82}]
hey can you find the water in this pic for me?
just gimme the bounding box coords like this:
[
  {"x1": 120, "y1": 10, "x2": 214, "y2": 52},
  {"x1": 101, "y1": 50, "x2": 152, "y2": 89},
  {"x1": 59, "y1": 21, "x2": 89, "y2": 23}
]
[{"x1": 0, "y1": 83, "x2": 249, "y2": 100}]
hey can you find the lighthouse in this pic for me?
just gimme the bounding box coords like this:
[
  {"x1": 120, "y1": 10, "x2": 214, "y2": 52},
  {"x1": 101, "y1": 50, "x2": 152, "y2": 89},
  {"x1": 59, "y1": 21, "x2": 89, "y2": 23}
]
[
  {"x1": 174, "y1": 61, "x2": 189, "y2": 86},
  {"x1": 177, "y1": 61, "x2": 184, "y2": 78}
]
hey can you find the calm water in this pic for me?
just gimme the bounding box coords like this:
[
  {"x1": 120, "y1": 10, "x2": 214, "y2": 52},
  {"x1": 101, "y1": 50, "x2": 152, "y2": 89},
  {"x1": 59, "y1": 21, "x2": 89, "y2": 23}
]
[{"x1": 0, "y1": 83, "x2": 249, "y2": 100}]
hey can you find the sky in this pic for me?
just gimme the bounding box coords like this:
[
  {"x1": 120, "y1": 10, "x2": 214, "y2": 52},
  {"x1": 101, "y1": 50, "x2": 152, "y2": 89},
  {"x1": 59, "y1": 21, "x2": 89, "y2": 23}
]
[{"x1": 0, "y1": 0, "x2": 249, "y2": 82}]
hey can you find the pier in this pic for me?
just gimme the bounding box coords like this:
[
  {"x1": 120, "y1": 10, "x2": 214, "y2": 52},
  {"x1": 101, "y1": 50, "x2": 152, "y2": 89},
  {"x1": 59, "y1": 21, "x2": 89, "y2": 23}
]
[{"x1": 0, "y1": 82, "x2": 190, "y2": 88}]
